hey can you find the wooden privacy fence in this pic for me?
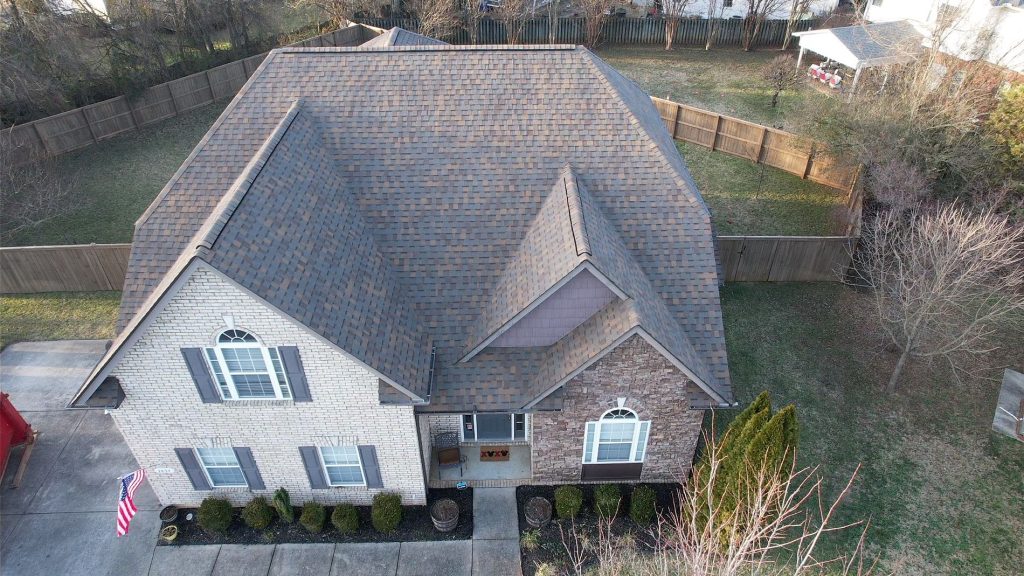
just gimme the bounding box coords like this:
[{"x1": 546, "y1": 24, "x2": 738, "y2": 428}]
[
  {"x1": 1, "y1": 25, "x2": 376, "y2": 165},
  {"x1": 718, "y1": 236, "x2": 854, "y2": 282},
  {"x1": 0, "y1": 244, "x2": 132, "y2": 293},
  {"x1": 357, "y1": 17, "x2": 819, "y2": 47},
  {"x1": 0, "y1": 237, "x2": 853, "y2": 293}
]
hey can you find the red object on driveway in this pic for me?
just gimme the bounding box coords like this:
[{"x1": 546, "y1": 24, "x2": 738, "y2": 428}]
[{"x1": 1, "y1": 392, "x2": 34, "y2": 480}]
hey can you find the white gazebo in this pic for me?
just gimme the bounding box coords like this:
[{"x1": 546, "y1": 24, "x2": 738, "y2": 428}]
[{"x1": 793, "y1": 21, "x2": 924, "y2": 93}]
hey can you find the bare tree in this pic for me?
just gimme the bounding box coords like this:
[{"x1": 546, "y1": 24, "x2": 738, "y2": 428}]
[
  {"x1": 741, "y1": 0, "x2": 788, "y2": 51},
  {"x1": 494, "y1": 0, "x2": 530, "y2": 44},
  {"x1": 291, "y1": 0, "x2": 376, "y2": 28},
  {"x1": 854, "y1": 205, "x2": 1024, "y2": 393},
  {"x1": 864, "y1": 157, "x2": 931, "y2": 211},
  {"x1": 704, "y1": 0, "x2": 725, "y2": 51},
  {"x1": 547, "y1": 0, "x2": 561, "y2": 43},
  {"x1": 781, "y1": 0, "x2": 808, "y2": 50},
  {"x1": 576, "y1": 0, "x2": 613, "y2": 49},
  {"x1": 0, "y1": 134, "x2": 80, "y2": 243},
  {"x1": 663, "y1": 0, "x2": 694, "y2": 51},
  {"x1": 406, "y1": 0, "x2": 461, "y2": 40},
  {"x1": 759, "y1": 54, "x2": 798, "y2": 108},
  {"x1": 558, "y1": 431, "x2": 874, "y2": 575}
]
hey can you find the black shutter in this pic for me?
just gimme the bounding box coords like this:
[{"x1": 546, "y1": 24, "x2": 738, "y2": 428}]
[
  {"x1": 181, "y1": 348, "x2": 222, "y2": 403},
  {"x1": 278, "y1": 347, "x2": 311, "y2": 402},
  {"x1": 233, "y1": 447, "x2": 265, "y2": 490},
  {"x1": 299, "y1": 446, "x2": 328, "y2": 489},
  {"x1": 358, "y1": 445, "x2": 383, "y2": 488},
  {"x1": 175, "y1": 448, "x2": 212, "y2": 491}
]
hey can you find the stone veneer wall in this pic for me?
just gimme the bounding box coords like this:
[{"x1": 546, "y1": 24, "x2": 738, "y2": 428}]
[
  {"x1": 110, "y1": 265, "x2": 427, "y2": 506},
  {"x1": 531, "y1": 334, "x2": 705, "y2": 483}
]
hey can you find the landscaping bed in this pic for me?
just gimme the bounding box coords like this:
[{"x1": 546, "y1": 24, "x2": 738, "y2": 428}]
[
  {"x1": 516, "y1": 483, "x2": 680, "y2": 576},
  {"x1": 159, "y1": 488, "x2": 472, "y2": 546}
]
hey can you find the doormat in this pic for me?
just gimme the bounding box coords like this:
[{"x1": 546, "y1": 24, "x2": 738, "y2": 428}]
[{"x1": 480, "y1": 446, "x2": 510, "y2": 461}]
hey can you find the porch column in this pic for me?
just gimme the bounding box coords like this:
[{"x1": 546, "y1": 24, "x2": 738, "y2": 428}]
[
  {"x1": 796, "y1": 46, "x2": 806, "y2": 72},
  {"x1": 850, "y1": 64, "x2": 864, "y2": 95}
]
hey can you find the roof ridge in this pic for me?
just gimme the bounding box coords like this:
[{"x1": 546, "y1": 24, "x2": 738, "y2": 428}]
[
  {"x1": 194, "y1": 99, "x2": 304, "y2": 258},
  {"x1": 561, "y1": 165, "x2": 592, "y2": 258},
  {"x1": 276, "y1": 44, "x2": 579, "y2": 53}
]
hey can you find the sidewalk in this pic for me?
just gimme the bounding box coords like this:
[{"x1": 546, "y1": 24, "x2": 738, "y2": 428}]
[{"x1": 0, "y1": 341, "x2": 521, "y2": 576}]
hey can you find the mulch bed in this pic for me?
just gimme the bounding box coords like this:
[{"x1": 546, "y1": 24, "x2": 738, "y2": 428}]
[
  {"x1": 516, "y1": 484, "x2": 681, "y2": 576},
  {"x1": 159, "y1": 488, "x2": 472, "y2": 546}
]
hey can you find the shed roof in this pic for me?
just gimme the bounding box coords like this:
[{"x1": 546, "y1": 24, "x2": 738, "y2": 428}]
[{"x1": 794, "y1": 20, "x2": 923, "y2": 69}]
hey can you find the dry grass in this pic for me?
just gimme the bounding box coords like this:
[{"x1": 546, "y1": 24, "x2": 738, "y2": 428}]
[{"x1": 0, "y1": 292, "x2": 121, "y2": 349}]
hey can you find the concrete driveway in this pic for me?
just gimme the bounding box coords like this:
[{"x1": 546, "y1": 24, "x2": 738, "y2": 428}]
[{"x1": 0, "y1": 341, "x2": 520, "y2": 576}]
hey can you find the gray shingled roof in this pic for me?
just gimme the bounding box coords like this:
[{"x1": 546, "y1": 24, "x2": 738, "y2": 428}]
[
  {"x1": 109, "y1": 44, "x2": 732, "y2": 411},
  {"x1": 360, "y1": 27, "x2": 449, "y2": 47}
]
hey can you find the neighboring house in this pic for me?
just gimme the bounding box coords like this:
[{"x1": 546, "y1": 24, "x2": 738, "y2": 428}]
[
  {"x1": 70, "y1": 29, "x2": 734, "y2": 508},
  {"x1": 866, "y1": 0, "x2": 1024, "y2": 72}
]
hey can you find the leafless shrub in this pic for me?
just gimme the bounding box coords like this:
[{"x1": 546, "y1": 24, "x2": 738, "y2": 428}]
[
  {"x1": 405, "y1": 0, "x2": 461, "y2": 40},
  {"x1": 555, "y1": 434, "x2": 875, "y2": 575},
  {"x1": 865, "y1": 158, "x2": 932, "y2": 211},
  {"x1": 576, "y1": 0, "x2": 614, "y2": 49},
  {"x1": 759, "y1": 54, "x2": 799, "y2": 109},
  {"x1": 494, "y1": 0, "x2": 531, "y2": 45},
  {"x1": 852, "y1": 204, "x2": 1024, "y2": 392},
  {"x1": 0, "y1": 134, "x2": 80, "y2": 243},
  {"x1": 741, "y1": 0, "x2": 789, "y2": 51}
]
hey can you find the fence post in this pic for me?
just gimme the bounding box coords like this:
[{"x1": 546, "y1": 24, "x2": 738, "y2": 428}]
[
  {"x1": 802, "y1": 141, "x2": 815, "y2": 179},
  {"x1": 711, "y1": 114, "x2": 722, "y2": 151},
  {"x1": 672, "y1": 103, "x2": 682, "y2": 139},
  {"x1": 31, "y1": 122, "x2": 52, "y2": 157},
  {"x1": 79, "y1": 108, "x2": 99, "y2": 145},
  {"x1": 757, "y1": 126, "x2": 767, "y2": 163}
]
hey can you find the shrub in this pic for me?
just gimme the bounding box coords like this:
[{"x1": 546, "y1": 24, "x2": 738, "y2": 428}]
[
  {"x1": 272, "y1": 488, "x2": 294, "y2": 523},
  {"x1": 299, "y1": 502, "x2": 326, "y2": 533},
  {"x1": 554, "y1": 485, "x2": 583, "y2": 519},
  {"x1": 241, "y1": 496, "x2": 274, "y2": 530},
  {"x1": 534, "y1": 563, "x2": 557, "y2": 576},
  {"x1": 594, "y1": 484, "x2": 621, "y2": 519},
  {"x1": 331, "y1": 503, "x2": 359, "y2": 534},
  {"x1": 520, "y1": 528, "x2": 540, "y2": 551},
  {"x1": 371, "y1": 492, "x2": 403, "y2": 533},
  {"x1": 630, "y1": 485, "x2": 657, "y2": 524},
  {"x1": 197, "y1": 497, "x2": 233, "y2": 534}
]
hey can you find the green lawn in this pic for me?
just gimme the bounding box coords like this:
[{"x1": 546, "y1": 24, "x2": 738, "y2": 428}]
[
  {"x1": 720, "y1": 283, "x2": 1024, "y2": 575},
  {"x1": 678, "y1": 141, "x2": 844, "y2": 235},
  {"x1": 5, "y1": 103, "x2": 228, "y2": 247},
  {"x1": 0, "y1": 292, "x2": 121, "y2": 349},
  {"x1": 598, "y1": 46, "x2": 824, "y2": 129}
]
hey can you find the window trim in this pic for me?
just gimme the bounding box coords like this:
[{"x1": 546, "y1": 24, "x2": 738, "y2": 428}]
[
  {"x1": 582, "y1": 408, "x2": 651, "y2": 465},
  {"x1": 204, "y1": 329, "x2": 291, "y2": 401},
  {"x1": 318, "y1": 446, "x2": 366, "y2": 487},
  {"x1": 195, "y1": 447, "x2": 247, "y2": 488},
  {"x1": 460, "y1": 413, "x2": 528, "y2": 443}
]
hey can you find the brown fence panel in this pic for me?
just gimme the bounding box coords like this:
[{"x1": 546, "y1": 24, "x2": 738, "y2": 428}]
[
  {"x1": 130, "y1": 84, "x2": 178, "y2": 126},
  {"x1": 242, "y1": 53, "x2": 269, "y2": 77},
  {"x1": 207, "y1": 61, "x2": 249, "y2": 101},
  {"x1": 761, "y1": 129, "x2": 812, "y2": 176},
  {"x1": 32, "y1": 108, "x2": 94, "y2": 155},
  {"x1": 0, "y1": 244, "x2": 132, "y2": 293},
  {"x1": 679, "y1": 106, "x2": 718, "y2": 148},
  {"x1": 716, "y1": 117, "x2": 765, "y2": 162},
  {"x1": 167, "y1": 73, "x2": 215, "y2": 113},
  {"x1": 718, "y1": 236, "x2": 853, "y2": 282},
  {"x1": 807, "y1": 150, "x2": 859, "y2": 190},
  {"x1": 82, "y1": 97, "x2": 137, "y2": 141}
]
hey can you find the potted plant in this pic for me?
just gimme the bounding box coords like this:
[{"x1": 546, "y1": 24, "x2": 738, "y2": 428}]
[
  {"x1": 159, "y1": 505, "x2": 178, "y2": 523},
  {"x1": 159, "y1": 525, "x2": 178, "y2": 542},
  {"x1": 430, "y1": 498, "x2": 459, "y2": 532},
  {"x1": 525, "y1": 496, "x2": 552, "y2": 528}
]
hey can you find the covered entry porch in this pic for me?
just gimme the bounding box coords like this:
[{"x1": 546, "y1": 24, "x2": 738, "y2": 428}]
[{"x1": 420, "y1": 413, "x2": 533, "y2": 488}]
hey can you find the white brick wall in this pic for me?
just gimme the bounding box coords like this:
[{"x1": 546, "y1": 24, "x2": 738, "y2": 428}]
[{"x1": 110, "y1": 265, "x2": 427, "y2": 506}]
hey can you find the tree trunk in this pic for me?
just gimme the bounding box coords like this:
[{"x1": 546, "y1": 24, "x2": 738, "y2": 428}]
[
  {"x1": 771, "y1": 90, "x2": 779, "y2": 108},
  {"x1": 665, "y1": 18, "x2": 677, "y2": 50},
  {"x1": 885, "y1": 345, "x2": 912, "y2": 393}
]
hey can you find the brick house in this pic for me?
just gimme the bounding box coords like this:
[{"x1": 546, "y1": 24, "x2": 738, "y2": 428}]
[{"x1": 70, "y1": 32, "x2": 734, "y2": 507}]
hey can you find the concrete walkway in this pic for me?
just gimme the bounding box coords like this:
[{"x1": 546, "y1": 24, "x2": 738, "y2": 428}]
[{"x1": 0, "y1": 341, "x2": 521, "y2": 576}]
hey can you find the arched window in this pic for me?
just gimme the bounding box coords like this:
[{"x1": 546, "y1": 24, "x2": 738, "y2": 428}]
[
  {"x1": 582, "y1": 407, "x2": 651, "y2": 464},
  {"x1": 204, "y1": 329, "x2": 291, "y2": 400}
]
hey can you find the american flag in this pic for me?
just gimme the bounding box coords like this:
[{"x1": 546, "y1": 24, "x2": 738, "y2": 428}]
[{"x1": 117, "y1": 469, "x2": 146, "y2": 537}]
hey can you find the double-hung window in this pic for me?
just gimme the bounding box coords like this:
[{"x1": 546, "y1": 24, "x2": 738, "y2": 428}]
[
  {"x1": 196, "y1": 447, "x2": 247, "y2": 487},
  {"x1": 204, "y1": 329, "x2": 291, "y2": 400},
  {"x1": 582, "y1": 408, "x2": 650, "y2": 464},
  {"x1": 319, "y1": 446, "x2": 365, "y2": 486}
]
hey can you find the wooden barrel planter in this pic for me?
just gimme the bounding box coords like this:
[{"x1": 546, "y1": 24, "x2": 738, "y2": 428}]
[
  {"x1": 159, "y1": 506, "x2": 178, "y2": 523},
  {"x1": 430, "y1": 498, "x2": 459, "y2": 532},
  {"x1": 525, "y1": 496, "x2": 552, "y2": 528}
]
